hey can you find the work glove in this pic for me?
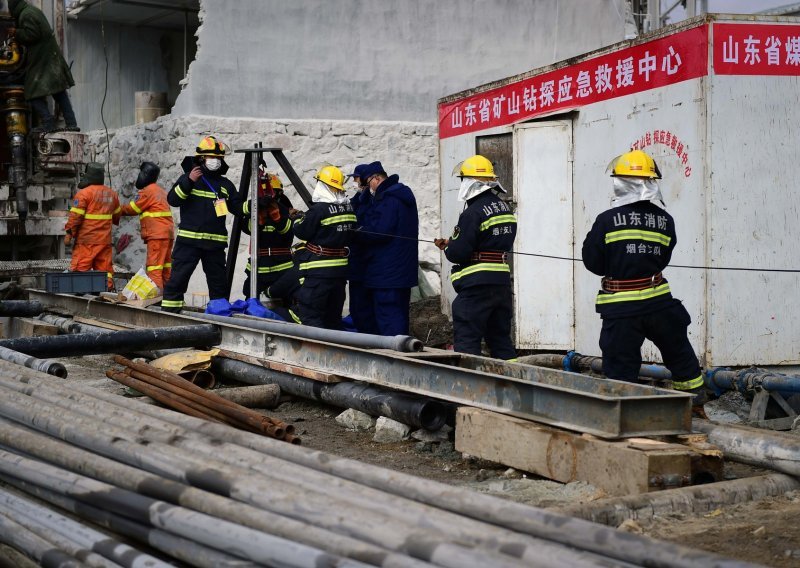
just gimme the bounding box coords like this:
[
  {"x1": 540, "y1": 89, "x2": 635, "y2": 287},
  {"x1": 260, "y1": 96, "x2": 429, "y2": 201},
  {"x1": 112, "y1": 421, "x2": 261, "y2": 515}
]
[
  {"x1": 433, "y1": 238, "x2": 449, "y2": 250},
  {"x1": 288, "y1": 208, "x2": 304, "y2": 220}
]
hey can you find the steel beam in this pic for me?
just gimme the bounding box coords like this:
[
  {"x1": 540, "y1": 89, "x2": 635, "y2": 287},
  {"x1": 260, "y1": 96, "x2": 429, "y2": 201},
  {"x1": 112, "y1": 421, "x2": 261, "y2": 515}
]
[{"x1": 28, "y1": 291, "x2": 691, "y2": 438}]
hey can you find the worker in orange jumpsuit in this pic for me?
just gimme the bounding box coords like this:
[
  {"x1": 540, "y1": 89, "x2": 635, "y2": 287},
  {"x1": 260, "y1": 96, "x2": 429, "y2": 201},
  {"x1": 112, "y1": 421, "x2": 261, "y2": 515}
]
[
  {"x1": 64, "y1": 162, "x2": 121, "y2": 289},
  {"x1": 120, "y1": 162, "x2": 174, "y2": 292}
]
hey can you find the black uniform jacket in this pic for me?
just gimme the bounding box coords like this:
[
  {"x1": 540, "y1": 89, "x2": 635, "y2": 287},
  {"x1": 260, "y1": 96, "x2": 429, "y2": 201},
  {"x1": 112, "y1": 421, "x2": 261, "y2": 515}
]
[
  {"x1": 292, "y1": 201, "x2": 356, "y2": 279},
  {"x1": 168, "y1": 157, "x2": 240, "y2": 250},
  {"x1": 241, "y1": 194, "x2": 294, "y2": 274},
  {"x1": 582, "y1": 200, "x2": 677, "y2": 318},
  {"x1": 444, "y1": 191, "x2": 517, "y2": 293}
]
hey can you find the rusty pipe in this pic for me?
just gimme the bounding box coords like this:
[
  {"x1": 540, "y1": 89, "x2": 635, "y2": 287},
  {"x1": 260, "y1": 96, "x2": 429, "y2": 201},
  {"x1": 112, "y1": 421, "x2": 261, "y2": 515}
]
[
  {"x1": 120, "y1": 368, "x2": 284, "y2": 439},
  {"x1": 106, "y1": 370, "x2": 283, "y2": 439},
  {"x1": 180, "y1": 369, "x2": 216, "y2": 390},
  {"x1": 114, "y1": 355, "x2": 292, "y2": 435}
]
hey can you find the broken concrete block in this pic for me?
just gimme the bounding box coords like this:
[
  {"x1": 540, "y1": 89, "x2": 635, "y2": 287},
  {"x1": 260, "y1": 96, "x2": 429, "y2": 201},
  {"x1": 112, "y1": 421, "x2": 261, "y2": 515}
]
[
  {"x1": 335, "y1": 409, "x2": 375, "y2": 432},
  {"x1": 373, "y1": 417, "x2": 411, "y2": 443}
]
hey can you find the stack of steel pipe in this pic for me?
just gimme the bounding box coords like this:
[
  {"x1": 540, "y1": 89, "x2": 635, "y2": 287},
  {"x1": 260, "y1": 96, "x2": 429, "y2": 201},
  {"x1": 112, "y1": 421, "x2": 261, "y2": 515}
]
[
  {"x1": 0, "y1": 359, "x2": 746, "y2": 568},
  {"x1": 108, "y1": 355, "x2": 297, "y2": 444}
]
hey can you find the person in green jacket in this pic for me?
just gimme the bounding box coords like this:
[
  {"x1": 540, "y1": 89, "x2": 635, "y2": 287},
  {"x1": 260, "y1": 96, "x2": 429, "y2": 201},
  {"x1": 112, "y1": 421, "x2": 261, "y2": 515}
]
[{"x1": 8, "y1": 0, "x2": 78, "y2": 132}]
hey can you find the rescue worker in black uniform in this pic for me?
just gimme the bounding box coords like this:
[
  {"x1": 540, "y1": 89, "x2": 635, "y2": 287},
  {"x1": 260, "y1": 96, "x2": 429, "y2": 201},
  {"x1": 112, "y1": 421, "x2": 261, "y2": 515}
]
[
  {"x1": 581, "y1": 149, "x2": 707, "y2": 408},
  {"x1": 435, "y1": 155, "x2": 517, "y2": 360},
  {"x1": 240, "y1": 163, "x2": 294, "y2": 302},
  {"x1": 162, "y1": 136, "x2": 239, "y2": 313},
  {"x1": 289, "y1": 165, "x2": 356, "y2": 329}
]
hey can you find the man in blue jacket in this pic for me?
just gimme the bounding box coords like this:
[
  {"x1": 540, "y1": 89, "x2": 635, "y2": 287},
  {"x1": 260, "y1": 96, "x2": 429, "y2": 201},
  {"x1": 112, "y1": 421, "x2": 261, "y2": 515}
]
[
  {"x1": 346, "y1": 164, "x2": 377, "y2": 334},
  {"x1": 355, "y1": 161, "x2": 419, "y2": 336}
]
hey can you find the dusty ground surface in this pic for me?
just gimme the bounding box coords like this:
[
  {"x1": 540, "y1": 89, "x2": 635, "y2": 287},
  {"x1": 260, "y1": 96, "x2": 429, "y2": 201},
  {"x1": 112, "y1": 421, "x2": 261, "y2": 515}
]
[{"x1": 52, "y1": 352, "x2": 800, "y2": 567}]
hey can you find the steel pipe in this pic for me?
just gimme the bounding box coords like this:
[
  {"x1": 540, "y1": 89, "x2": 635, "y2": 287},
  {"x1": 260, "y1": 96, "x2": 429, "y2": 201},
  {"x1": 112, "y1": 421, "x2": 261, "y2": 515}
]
[
  {"x1": 0, "y1": 486, "x2": 161, "y2": 568},
  {"x1": 213, "y1": 357, "x2": 448, "y2": 431},
  {"x1": 0, "y1": 419, "x2": 434, "y2": 568},
  {"x1": 521, "y1": 351, "x2": 675, "y2": 381},
  {"x1": 213, "y1": 384, "x2": 281, "y2": 409},
  {"x1": 114, "y1": 355, "x2": 292, "y2": 434},
  {"x1": 0, "y1": 300, "x2": 43, "y2": 317},
  {"x1": 0, "y1": 371, "x2": 616, "y2": 568},
  {"x1": 0, "y1": 448, "x2": 364, "y2": 568},
  {"x1": 0, "y1": 364, "x2": 742, "y2": 568},
  {"x1": 693, "y1": 419, "x2": 800, "y2": 476},
  {"x1": 37, "y1": 313, "x2": 108, "y2": 334},
  {"x1": 0, "y1": 324, "x2": 221, "y2": 358},
  {"x1": 0, "y1": 511, "x2": 82, "y2": 568},
  {"x1": 706, "y1": 367, "x2": 800, "y2": 396},
  {"x1": 193, "y1": 311, "x2": 423, "y2": 352},
  {"x1": 0, "y1": 479, "x2": 260, "y2": 568},
  {"x1": 552, "y1": 472, "x2": 800, "y2": 526},
  {"x1": 0, "y1": 345, "x2": 66, "y2": 378}
]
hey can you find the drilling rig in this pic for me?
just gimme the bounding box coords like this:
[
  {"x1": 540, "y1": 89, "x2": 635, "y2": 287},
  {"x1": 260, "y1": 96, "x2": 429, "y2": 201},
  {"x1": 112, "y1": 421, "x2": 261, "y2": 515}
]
[{"x1": 0, "y1": 9, "x2": 86, "y2": 268}]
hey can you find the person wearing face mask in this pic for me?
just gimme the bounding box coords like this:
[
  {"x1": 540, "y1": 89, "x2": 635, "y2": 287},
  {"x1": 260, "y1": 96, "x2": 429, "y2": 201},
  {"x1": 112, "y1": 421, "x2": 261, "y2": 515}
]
[
  {"x1": 354, "y1": 161, "x2": 419, "y2": 336},
  {"x1": 434, "y1": 155, "x2": 517, "y2": 360},
  {"x1": 582, "y1": 150, "x2": 708, "y2": 412},
  {"x1": 289, "y1": 165, "x2": 356, "y2": 329},
  {"x1": 161, "y1": 136, "x2": 239, "y2": 313},
  {"x1": 345, "y1": 163, "x2": 377, "y2": 333},
  {"x1": 120, "y1": 162, "x2": 174, "y2": 292}
]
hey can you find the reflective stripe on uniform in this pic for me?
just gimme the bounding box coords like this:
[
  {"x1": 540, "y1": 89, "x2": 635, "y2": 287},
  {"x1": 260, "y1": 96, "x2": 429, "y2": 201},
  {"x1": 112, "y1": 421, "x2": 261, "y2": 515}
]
[
  {"x1": 113, "y1": 206, "x2": 121, "y2": 215},
  {"x1": 129, "y1": 201, "x2": 142, "y2": 214},
  {"x1": 450, "y1": 262, "x2": 510, "y2": 282},
  {"x1": 177, "y1": 229, "x2": 227, "y2": 242},
  {"x1": 141, "y1": 211, "x2": 172, "y2": 218},
  {"x1": 246, "y1": 260, "x2": 294, "y2": 274},
  {"x1": 320, "y1": 214, "x2": 357, "y2": 226},
  {"x1": 85, "y1": 213, "x2": 114, "y2": 220},
  {"x1": 147, "y1": 265, "x2": 164, "y2": 271},
  {"x1": 672, "y1": 375, "x2": 704, "y2": 390},
  {"x1": 278, "y1": 218, "x2": 292, "y2": 234},
  {"x1": 164, "y1": 262, "x2": 172, "y2": 268},
  {"x1": 479, "y1": 214, "x2": 517, "y2": 232},
  {"x1": 174, "y1": 186, "x2": 188, "y2": 199},
  {"x1": 289, "y1": 309, "x2": 302, "y2": 324},
  {"x1": 299, "y1": 258, "x2": 348, "y2": 270},
  {"x1": 595, "y1": 283, "x2": 671, "y2": 305},
  {"x1": 70, "y1": 207, "x2": 86, "y2": 215},
  {"x1": 161, "y1": 299, "x2": 184, "y2": 308},
  {"x1": 190, "y1": 189, "x2": 218, "y2": 199},
  {"x1": 604, "y1": 229, "x2": 671, "y2": 246}
]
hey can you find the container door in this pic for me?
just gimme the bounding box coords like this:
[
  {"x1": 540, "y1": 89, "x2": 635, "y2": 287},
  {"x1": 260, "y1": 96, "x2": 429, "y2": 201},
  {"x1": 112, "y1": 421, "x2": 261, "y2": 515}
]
[{"x1": 513, "y1": 120, "x2": 574, "y2": 349}]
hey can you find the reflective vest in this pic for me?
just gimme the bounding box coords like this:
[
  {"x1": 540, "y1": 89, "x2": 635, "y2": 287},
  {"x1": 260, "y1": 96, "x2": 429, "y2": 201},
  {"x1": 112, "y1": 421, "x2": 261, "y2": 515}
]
[{"x1": 121, "y1": 183, "x2": 174, "y2": 241}]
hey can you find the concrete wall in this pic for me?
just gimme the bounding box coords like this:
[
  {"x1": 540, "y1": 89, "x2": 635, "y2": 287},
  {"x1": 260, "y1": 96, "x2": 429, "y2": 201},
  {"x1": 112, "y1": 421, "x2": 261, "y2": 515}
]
[
  {"x1": 173, "y1": 0, "x2": 630, "y2": 122},
  {"x1": 67, "y1": 20, "x2": 195, "y2": 132},
  {"x1": 87, "y1": 115, "x2": 440, "y2": 305}
]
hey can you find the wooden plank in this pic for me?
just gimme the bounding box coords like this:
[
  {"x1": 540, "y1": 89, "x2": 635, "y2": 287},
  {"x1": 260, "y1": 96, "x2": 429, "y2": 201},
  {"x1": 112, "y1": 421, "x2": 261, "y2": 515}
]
[
  {"x1": 217, "y1": 349, "x2": 346, "y2": 383},
  {"x1": 455, "y1": 407, "x2": 705, "y2": 496},
  {"x1": 12, "y1": 317, "x2": 59, "y2": 338},
  {"x1": 73, "y1": 315, "x2": 134, "y2": 331}
]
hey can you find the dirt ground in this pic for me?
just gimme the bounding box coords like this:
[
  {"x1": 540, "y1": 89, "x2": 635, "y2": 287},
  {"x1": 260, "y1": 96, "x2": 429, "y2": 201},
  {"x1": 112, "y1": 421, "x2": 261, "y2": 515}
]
[{"x1": 53, "y1": 352, "x2": 800, "y2": 567}]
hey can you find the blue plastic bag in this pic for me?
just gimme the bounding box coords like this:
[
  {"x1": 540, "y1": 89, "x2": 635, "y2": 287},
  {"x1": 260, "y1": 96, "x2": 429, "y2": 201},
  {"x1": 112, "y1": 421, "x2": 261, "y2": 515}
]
[
  {"x1": 244, "y1": 298, "x2": 286, "y2": 321},
  {"x1": 205, "y1": 298, "x2": 233, "y2": 316}
]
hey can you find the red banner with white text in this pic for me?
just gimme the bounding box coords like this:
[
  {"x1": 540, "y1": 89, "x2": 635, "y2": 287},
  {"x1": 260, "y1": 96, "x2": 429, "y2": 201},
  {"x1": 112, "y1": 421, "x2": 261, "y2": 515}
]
[
  {"x1": 713, "y1": 23, "x2": 800, "y2": 75},
  {"x1": 438, "y1": 25, "x2": 709, "y2": 139}
]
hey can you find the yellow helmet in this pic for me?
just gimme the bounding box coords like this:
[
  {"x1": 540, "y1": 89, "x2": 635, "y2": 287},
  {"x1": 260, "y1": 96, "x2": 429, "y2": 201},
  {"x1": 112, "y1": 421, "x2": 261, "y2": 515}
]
[
  {"x1": 195, "y1": 135, "x2": 228, "y2": 157},
  {"x1": 453, "y1": 154, "x2": 495, "y2": 178},
  {"x1": 609, "y1": 150, "x2": 661, "y2": 179},
  {"x1": 315, "y1": 165, "x2": 345, "y2": 191}
]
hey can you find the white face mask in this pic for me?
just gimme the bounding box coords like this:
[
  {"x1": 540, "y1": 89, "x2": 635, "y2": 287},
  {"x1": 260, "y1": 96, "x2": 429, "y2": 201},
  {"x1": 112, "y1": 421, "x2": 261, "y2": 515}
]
[
  {"x1": 611, "y1": 177, "x2": 666, "y2": 209},
  {"x1": 205, "y1": 158, "x2": 222, "y2": 171}
]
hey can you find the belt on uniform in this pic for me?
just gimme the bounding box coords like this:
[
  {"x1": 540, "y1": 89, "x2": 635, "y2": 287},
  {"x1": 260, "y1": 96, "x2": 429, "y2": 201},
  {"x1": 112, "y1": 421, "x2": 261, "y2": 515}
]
[
  {"x1": 257, "y1": 247, "x2": 292, "y2": 256},
  {"x1": 470, "y1": 251, "x2": 509, "y2": 263},
  {"x1": 602, "y1": 272, "x2": 663, "y2": 293},
  {"x1": 305, "y1": 242, "x2": 349, "y2": 257}
]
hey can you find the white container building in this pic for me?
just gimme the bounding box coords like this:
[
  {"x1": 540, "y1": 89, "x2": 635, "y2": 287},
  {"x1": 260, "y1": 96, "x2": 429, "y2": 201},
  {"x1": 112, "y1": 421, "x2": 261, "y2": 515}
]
[{"x1": 437, "y1": 14, "x2": 800, "y2": 367}]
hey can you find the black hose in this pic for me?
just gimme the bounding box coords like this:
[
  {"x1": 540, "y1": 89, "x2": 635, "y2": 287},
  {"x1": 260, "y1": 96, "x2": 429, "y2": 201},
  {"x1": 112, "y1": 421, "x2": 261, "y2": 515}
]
[{"x1": 213, "y1": 357, "x2": 448, "y2": 430}]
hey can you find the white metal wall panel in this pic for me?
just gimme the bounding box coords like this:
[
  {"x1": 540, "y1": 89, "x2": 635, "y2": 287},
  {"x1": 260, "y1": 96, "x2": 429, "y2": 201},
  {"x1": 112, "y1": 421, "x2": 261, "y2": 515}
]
[
  {"x1": 572, "y1": 79, "x2": 708, "y2": 363},
  {"x1": 513, "y1": 121, "x2": 574, "y2": 349},
  {"x1": 707, "y1": 74, "x2": 800, "y2": 365}
]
